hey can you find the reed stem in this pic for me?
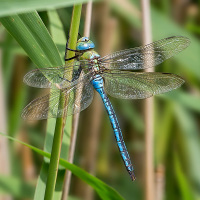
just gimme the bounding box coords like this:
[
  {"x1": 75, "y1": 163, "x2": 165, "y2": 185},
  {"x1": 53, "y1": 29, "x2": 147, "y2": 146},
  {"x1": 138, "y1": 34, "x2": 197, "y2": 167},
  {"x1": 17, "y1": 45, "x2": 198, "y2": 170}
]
[
  {"x1": 141, "y1": 1, "x2": 154, "y2": 200},
  {"x1": 62, "y1": 3, "x2": 92, "y2": 200},
  {"x1": 44, "y1": 4, "x2": 82, "y2": 200}
]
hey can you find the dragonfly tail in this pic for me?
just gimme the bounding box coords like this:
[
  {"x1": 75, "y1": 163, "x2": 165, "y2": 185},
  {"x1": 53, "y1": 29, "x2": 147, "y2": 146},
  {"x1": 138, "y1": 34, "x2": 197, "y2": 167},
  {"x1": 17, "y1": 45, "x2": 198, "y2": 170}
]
[
  {"x1": 92, "y1": 75, "x2": 136, "y2": 181},
  {"x1": 128, "y1": 170, "x2": 136, "y2": 181}
]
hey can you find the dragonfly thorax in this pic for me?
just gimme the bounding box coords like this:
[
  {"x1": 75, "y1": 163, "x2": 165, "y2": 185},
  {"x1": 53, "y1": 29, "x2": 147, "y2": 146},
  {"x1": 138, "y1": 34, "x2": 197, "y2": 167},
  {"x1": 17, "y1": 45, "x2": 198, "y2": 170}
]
[
  {"x1": 80, "y1": 49, "x2": 102, "y2": 75},
  {"x1": 80, "y1": 49, "x2": 100, "y2": 60}
]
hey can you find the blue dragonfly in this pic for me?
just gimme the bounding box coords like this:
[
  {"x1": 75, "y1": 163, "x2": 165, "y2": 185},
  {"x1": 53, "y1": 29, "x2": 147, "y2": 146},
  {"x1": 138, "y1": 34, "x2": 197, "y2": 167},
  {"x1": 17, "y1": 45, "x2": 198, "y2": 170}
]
[{"x1": 22, "y1": 36, "x2": 190, "y2": 181}]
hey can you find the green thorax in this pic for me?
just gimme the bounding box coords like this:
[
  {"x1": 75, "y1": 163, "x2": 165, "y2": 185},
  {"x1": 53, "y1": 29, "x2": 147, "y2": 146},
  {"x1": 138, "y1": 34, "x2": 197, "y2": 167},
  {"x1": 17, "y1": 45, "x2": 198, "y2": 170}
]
[
  {"x1": 80, "y1": 49, "x2": 101, "y2": 73},
  {"x1": 80, "y1": 49, "x2": 100, "y2": 61}
]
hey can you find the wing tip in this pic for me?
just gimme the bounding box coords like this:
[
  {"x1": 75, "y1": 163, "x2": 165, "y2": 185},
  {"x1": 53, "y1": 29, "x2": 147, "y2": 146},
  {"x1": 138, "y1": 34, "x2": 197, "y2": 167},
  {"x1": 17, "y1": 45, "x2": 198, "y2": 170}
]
[
  {"x1": 168, "y1": 35, "x2": 191, "y2": 49},
  {"x1": 21, "y1": 107, "x2": 36, "y2": 121},
  {"x1": 173, "y1": 73, "x2": 185, "y2": 86},
  {"x1": 21, "y1": 111, "x2": 48, "y2": 121},
  {"x1": 162, "y1": 73, "x2": 185, "y2": 90},
  {"x1": 21, "y1": 98, "x2": 48, "y2": 121}
]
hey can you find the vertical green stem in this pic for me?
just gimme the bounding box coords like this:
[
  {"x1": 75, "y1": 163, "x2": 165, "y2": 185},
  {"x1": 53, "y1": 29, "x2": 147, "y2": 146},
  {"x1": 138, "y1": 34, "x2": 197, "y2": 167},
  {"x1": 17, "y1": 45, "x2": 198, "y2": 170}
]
[
  {"x1": 44, "y1": 4, "x2": 82, "y2": 200},
  {"x1": 66, "y1": 4, "x2": 82, "y2": 61}
]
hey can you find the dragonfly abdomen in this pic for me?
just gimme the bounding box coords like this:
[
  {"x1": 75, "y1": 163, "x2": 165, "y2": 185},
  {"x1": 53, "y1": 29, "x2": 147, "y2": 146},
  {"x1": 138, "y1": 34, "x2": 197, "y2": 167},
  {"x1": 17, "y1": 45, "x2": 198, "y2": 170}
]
[{"x1": 91, "y1": 75, "x2": 136, "y2": 181}]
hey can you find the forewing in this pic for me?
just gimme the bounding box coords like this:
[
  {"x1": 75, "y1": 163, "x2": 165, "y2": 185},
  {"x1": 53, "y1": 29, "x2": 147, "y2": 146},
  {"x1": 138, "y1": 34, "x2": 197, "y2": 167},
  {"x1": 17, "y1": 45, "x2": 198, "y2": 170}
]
[
  {"x1": 103, "y1": 71, "x2": 184, "y2": 99},
  {"x1": 21, "y1": 79, "x2": 93, "y2": 120},
  {"x1": 23, "y1": 60, "x2": 90, "y2": 89},
  {"x1": 100, "y1": 36, "x2": 190, "y2": 70}
]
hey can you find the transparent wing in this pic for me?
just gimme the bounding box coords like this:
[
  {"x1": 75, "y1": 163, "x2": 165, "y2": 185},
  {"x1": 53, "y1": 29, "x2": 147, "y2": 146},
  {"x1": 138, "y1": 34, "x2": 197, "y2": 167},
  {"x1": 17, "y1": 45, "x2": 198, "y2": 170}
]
[
  {"x1": 102, "y1": 71, "x2": 184, "y2": 99},
  {"x1": 21, "y1": 77, "x2": 93, "y2": 120},
  {"x1": 23, "y1": 60, "x2": 90, "y2": 89},
  {"x1": 100, "y1": 36, "x2": 190, "y2": 70}
]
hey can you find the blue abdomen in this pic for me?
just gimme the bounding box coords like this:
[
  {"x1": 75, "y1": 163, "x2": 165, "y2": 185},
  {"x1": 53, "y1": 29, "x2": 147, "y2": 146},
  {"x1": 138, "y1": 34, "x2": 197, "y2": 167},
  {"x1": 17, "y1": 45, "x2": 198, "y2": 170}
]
[{"x1": 91, "y1": 74, "x2": 136, "y2": 180}]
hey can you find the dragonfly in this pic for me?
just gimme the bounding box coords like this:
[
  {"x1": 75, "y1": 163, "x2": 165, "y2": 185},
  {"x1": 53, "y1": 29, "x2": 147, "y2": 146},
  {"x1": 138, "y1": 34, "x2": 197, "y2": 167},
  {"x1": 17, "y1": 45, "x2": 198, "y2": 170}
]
[{"x1": 22, "y1": 36, "x2": 190, "y2": 181}]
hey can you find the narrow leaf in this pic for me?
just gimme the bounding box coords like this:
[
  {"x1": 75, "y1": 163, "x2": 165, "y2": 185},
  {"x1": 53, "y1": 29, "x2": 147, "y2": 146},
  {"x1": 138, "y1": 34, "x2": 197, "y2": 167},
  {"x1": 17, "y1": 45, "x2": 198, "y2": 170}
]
[
  {"x1": 0, "y1": 0, "x2": 93, "y2": 17},
  {"x1": 0, "y1": 175, "x2": 34, "y2": 198},
  {"x1": 175, "y1": 105, "x2": 200, "y2": 192},
  {"x1": 0, "y1": 133, "x2": 124, "y2": 200},
  {"x1": 174, "y1": 152, "x2": 195, "y2": 200},
  {"x1": 0, "y1": 11, "x2": 63, "y2": 68}
]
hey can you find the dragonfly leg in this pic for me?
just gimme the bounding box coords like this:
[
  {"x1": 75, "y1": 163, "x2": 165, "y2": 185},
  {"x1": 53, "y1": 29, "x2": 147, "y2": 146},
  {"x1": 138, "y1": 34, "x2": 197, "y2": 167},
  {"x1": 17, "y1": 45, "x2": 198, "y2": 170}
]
[
  {"x1": 58, "y1": 76, "x2": 71, "y2": 83},
  {"x1": 64, "y1": 34, "x2": 82, "y2": 61},
  {"x1": 66, "y1": 47, "x2": 79, "y2": 52},
  {"x1": 78, "y1": 32, "x2": 82, "y2": 38},
  {"x1": 58, "y1": 67, "x2": 82, "y2": 83},
  {"x1": 65, "y1": 55, "x2": 80, "y2": 61},
  {"x1": 64, "y1": 32, "x2": 70, "y2": 59},
  {"x1": 64, "y1": 33, "x2": 80, "y2": 60}
]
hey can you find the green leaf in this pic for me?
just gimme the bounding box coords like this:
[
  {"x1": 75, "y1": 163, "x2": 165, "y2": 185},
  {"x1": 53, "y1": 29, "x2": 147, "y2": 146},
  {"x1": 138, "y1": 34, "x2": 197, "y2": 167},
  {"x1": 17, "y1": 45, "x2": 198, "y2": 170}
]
[
  {"x1": 1, "y1": 33, "x2": 15, "y2": 94},
  {"x1": 0, "y1": 133, "x2": 124, "y2": 200},
  {"x1": 0, "y1": 175, "x2": 34, "y2": 198},
  {"x1": 48, "y1": 10, "x2": 66, "y2": 58},
  {"x1": 159, "y1": 91, "x2": 200, "y2": 113},
  {"x1": 0, "y1": 11, "x2": 64, "y2": 141},
  {"x1": 43, "y1": 10, "x2": 72, "y2": 164},
  {"x1": 34, "y1": 163, "x2": 66, "y2": 200},
  {"x1": 8, "y1": 81, "x2": 27, "y2": 136},
  {"x1": 117, "y1": 100, "x2": 144, "y2": 133},
  {"x1": 34, "y1": 10, "x2": 72, "y2": 200},
  {"x1": 34, "y1": 163, "x2": 48, "y2": 200},
  {"x1": 154, "y1": 101, "x2": 173, "y2": 165},
  {"x1": 174, "y1": 105, "x2": 200, "y2": 193},
  {"x1": 0, "y1": 0, "x2": 94, "y2": 17},
  {"x1": 174, "y1": 152, "x2": 195, "y2": 200},
  {"x1": 0, "y1": 41, "x2": 27, "y2": 56},
  {"x1": 0, "y1": 11, "x2": 63, "y2": 68}
]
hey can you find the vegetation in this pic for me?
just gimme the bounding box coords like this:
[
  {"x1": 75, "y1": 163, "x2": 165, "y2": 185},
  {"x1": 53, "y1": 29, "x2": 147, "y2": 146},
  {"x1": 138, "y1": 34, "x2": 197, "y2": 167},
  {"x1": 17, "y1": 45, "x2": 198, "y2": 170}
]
[{"x1": 0, "y1": 0, "x2": 199, "y2": 199}]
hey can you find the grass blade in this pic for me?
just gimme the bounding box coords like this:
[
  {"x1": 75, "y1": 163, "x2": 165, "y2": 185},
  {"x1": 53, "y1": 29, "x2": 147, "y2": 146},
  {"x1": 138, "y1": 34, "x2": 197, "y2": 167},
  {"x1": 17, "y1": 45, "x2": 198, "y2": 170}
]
[
  {"x1": 0, "y1": 175, "x2": 34, "y2": 198},
  {"x1": 0, "y1": 11, "x2": 63, "y2": 68},
  {"x1": 174, "y1": 152, "x2": 195, "y2": 200},
  {"x1": 0, "y1": 0, "x2": 93, "y2": 17},
  {"x1": 0, "y1": 133, "x2": 124, "y2": 200}
]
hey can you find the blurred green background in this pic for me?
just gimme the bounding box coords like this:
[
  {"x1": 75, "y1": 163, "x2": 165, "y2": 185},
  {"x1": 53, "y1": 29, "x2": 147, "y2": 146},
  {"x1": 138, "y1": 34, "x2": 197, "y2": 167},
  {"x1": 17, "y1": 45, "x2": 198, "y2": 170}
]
[{"x1": 0, "y1": 0, "x2": 200, "y2": 200}]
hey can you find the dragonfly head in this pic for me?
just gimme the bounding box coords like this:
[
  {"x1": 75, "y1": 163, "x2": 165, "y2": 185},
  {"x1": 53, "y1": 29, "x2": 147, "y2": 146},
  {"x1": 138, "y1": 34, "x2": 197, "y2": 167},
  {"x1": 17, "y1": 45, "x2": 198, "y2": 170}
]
[{"x1": 76, "y1": 37, "x2": 95, "y2": 51}]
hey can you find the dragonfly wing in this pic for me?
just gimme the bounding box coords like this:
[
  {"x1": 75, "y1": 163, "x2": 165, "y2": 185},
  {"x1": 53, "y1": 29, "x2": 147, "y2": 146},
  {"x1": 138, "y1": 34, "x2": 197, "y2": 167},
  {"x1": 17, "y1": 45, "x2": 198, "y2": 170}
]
[
  {"x1": 100, "y1": 36, "x2": 190, "y2": 70},
  {"x1": 102, "y1": 71, "x2": 184, "y2": 99},
  {"x1": 21, "y1": 78, "x2": 93, "y2": 120},
  {"x1": 23, "y1": 60, "x2": 90, "y2": 89}
]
